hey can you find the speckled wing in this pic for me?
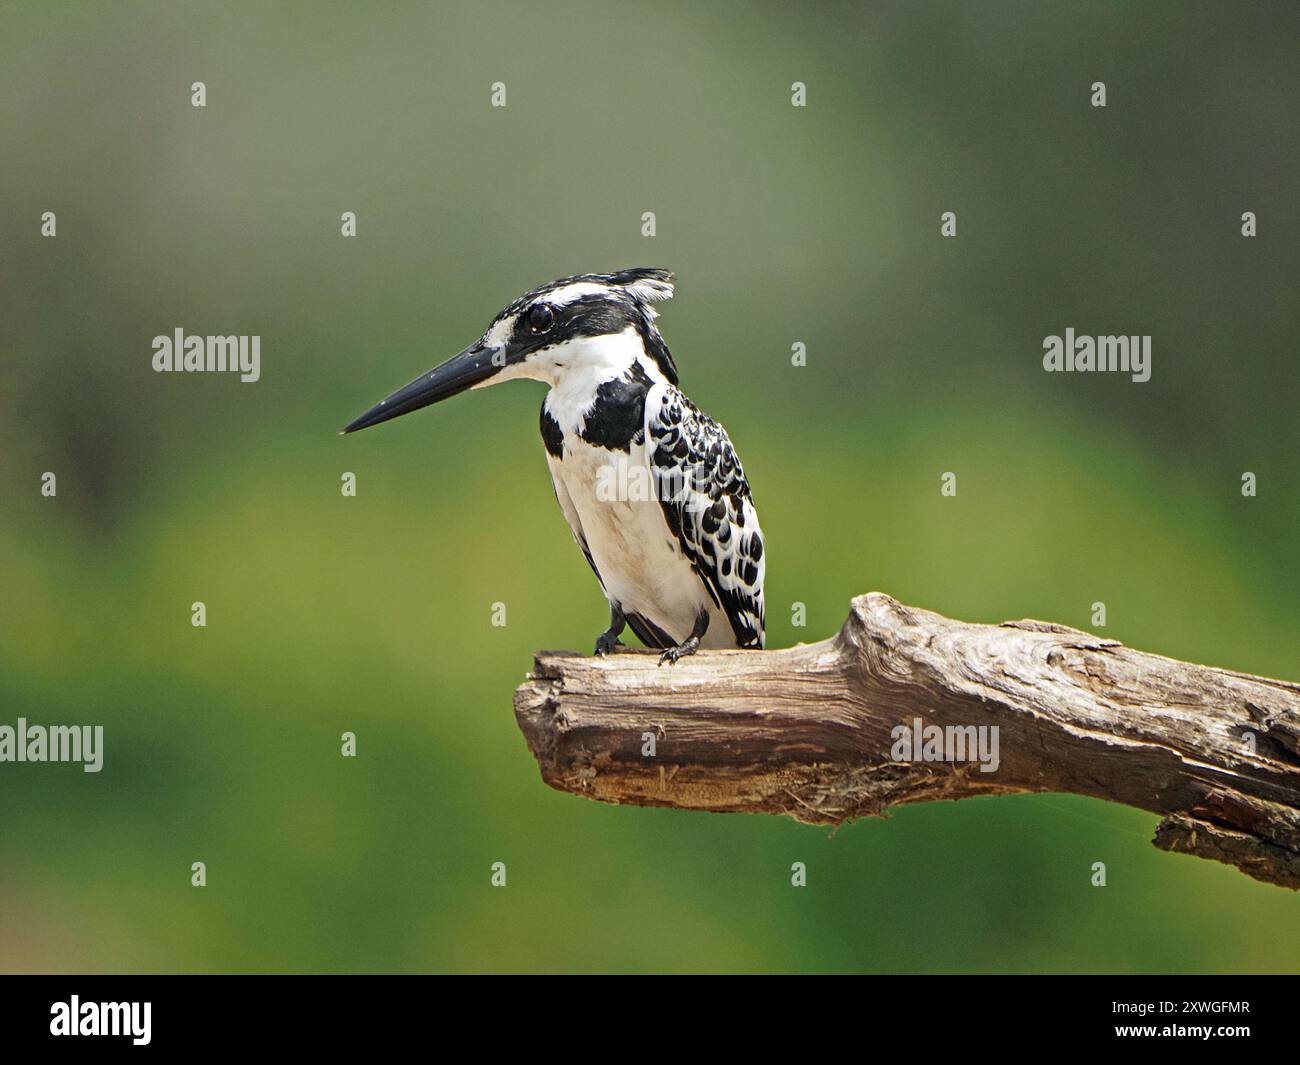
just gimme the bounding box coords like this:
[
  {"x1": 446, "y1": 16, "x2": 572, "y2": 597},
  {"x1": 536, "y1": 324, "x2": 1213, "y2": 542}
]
[{"x1": 644, "y1": 383, "x2": 766, "y2": 648}]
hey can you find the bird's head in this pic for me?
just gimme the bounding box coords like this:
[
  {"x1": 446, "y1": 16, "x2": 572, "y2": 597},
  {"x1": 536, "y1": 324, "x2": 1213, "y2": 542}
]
[{"x1": 342, "y1": 268, "x2": 677, "y2": 434}]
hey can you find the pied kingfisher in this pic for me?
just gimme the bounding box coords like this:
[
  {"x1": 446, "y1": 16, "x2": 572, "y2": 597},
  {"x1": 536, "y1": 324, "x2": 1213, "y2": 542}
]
[{"x1": 343, "y1": 269, "x2": 765, "y2": 663}]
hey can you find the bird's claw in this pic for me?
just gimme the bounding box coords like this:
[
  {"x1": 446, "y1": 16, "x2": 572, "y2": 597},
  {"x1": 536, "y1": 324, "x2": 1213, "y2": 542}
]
[
  {"x1": 594, "y1": 634, "x2": 623, "y2": 656},
  {"x1": 658, "y1": 640, "x2": 698, "y2": 666}
]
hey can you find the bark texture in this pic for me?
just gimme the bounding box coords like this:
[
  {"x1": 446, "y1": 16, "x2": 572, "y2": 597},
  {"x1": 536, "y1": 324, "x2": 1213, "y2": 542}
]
[{"x1": 514, "y1": 593, "x2": 1300, "y2": 889}]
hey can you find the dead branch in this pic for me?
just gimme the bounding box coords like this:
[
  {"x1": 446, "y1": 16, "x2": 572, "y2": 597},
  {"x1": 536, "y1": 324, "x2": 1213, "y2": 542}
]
[{"x1": 514, "y1": 593, "x2": 1300, "y2": 889}]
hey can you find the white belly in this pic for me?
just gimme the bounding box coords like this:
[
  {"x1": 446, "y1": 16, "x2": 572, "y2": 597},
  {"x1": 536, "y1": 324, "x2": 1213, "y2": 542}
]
[{"x1": 547, "y1": 438, "x2": 733, "y2": 647}]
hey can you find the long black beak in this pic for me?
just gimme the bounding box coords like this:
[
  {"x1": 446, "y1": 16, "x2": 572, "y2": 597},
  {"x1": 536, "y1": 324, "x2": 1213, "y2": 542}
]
[{"x1": 341, "y1": 341, "x2": 502, "y2": 434}]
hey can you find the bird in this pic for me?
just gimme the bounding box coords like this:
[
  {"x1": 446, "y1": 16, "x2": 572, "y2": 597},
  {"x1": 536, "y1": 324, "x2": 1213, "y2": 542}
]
[{"x1": 342, "y1": 268, "x2": 765, "y2": 664}]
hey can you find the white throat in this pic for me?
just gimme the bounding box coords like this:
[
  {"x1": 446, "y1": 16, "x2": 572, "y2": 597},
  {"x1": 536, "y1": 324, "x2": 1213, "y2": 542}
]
[
  {"x1": 513, "y1": 321, "x2": 648, "y2": 386},
  {"x1": 535, "y1": 326, "x2": 669, "y2": 432}
]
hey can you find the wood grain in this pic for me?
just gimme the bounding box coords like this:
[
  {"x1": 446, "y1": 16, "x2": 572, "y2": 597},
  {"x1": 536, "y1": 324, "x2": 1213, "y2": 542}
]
[{"x1": 514, "y1": 593, "x2": 1300, "y2": 888}]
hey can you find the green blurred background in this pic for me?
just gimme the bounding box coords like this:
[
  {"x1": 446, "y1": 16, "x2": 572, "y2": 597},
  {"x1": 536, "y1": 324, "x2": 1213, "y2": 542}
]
[{"x1": 1, "y1": 1, "x2": 1297, "y2": 973}]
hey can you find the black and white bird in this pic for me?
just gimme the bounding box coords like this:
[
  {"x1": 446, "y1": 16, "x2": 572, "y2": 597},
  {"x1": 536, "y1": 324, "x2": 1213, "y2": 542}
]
[{"x1": 342, "y1": 269, "x2": 765, "y2": 663}]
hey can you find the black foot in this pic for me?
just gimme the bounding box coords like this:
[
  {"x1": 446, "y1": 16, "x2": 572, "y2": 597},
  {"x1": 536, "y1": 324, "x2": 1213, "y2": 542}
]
[
  {"x1": 594, "y1": 632, "x2": 624, "y2": 656},
  {"x1": 658, "y1": 609, "x2": 710, "y2": 666},
  {"x1": 595, "y1": 603, "x2": 627, "y2": 657},
  {"x1": 659, "y1": 636, "x2": 701, "y2": 666}
]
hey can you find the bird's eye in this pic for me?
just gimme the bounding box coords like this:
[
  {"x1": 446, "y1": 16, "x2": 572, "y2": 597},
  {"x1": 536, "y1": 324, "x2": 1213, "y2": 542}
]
[{"x1": 528, "y1": 304, "x2": 555, "y2": 334}]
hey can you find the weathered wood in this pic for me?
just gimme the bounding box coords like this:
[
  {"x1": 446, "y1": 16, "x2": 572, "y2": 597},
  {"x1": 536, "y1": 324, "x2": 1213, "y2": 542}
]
[{"x1": 514, "y1": 593, "x2": 1300, "y2": 889}]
